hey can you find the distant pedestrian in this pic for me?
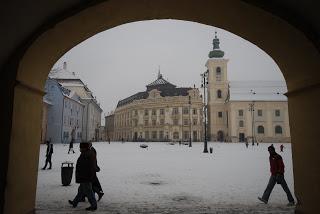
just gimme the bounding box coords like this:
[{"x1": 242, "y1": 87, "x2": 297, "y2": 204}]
[
  {"x1": 245, "y1": 141, "x2": 249, "y2": 148},
  {"x1": 258, "y1": 144, "x2": 295, "y2": 206},
  {"x1": 69, "y1": 142, "x2": 97, "y2": 211},
  {"x1": 179, "y1": 140, "x2": 181, "y2": 146},
  {"x1": 68, "y1": 128, "x2": 76, "y2": 154},
  {"x1": 280, "y1": 144, "x2": 284, "y2": 152},
  {"x1": 42, "y1": 139, "x2": 53, "y2": 170},
  {"x1": 121, "y1": 137, "x2": 124, "y2": 143},
  {"x1": 108, "y1": 138, "x2": 111, "y2": 144}
]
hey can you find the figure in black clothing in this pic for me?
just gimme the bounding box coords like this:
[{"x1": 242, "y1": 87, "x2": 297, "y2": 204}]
[
  {"x1": 69, "y1": 142, "x2": 97, "y2": 211},
  {"x1": 89, "y1": 143, "x2": 104, "y2": 201},
  {"x1": 68, "y1": 128, "x2": 76, "y2": 154},
  {"x1": 245, "y1": 141, "x2": 249, "y2": 148},
  {"x1": 42, "y1": 139, "x2": 53, "y2": 170},
  {"x1": 80, "y1": 142, "x2": 104, "y2": 202},
  {"x1": 280, "y1": 144, "x2": 284, "y2": 152},
  {"x1": 108, "y1": 138, "x2": 110, "y2": 144}
]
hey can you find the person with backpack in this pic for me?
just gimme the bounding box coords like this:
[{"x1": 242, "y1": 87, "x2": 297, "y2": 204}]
[{"x1": 258, "y1": 144, "x2": 295, "y2": 206}]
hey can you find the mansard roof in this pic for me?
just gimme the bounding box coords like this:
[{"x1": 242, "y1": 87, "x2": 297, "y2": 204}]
[{"x1": 146, "y1": 72, "x2": 176, "y2": 91}]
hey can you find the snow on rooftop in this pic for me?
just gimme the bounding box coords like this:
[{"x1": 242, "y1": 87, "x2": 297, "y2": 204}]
[{"x1": 229, "y1": 81, "x2": 287, "y2": 101}]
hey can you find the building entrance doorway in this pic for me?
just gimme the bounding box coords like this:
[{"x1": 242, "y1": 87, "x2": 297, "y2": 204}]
[
  {"x1": 239, "y1": 133, "x2": 245, "y2": 142},
  {"x1": 217, "y1": 131, "x2": 224, "y2": 142}
]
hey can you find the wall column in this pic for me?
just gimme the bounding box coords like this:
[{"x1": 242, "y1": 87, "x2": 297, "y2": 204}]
[
  {"x1": 4, "y1": 82, "x2": 44, "y2": 214},
  {"x1": 287, "y1": 84, "x2": 320, "y2": 213}
]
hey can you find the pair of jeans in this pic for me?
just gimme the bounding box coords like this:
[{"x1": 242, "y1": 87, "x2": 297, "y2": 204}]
[
  {"x1": 262, "y1": 174, "x2": 295, "y2": 203},
  {"x1": 73, "y1": 183, "x2": 97, "y2": 208}
]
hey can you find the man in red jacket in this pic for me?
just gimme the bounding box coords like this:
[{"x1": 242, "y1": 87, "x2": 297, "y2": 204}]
[{"x1": 258, "y1": 144, "x2": 295, "y2": 206}]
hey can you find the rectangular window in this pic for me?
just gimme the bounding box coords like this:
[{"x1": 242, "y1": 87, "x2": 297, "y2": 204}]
[
  {"x1": 173, "y1": 107, "x2": 179, "y2": 115},
  {"x1": 145, "y1": 131, "x2": 149, "y2": 140},
  {"x1": 193, "y1": 108, "x2": 197, "y2": 115},
  {"x1": 275, "y1": 109, "x2": 280, "y2": 117},
  {"x1": 152, "y1": 120, "x2": 156, "y2": 126},
  {"x1": 258, "y1": 109, "x2": 263, "y2": 116},
  {"x1": 238, "y1": 110, "x2": 243, "y2": 116},
  {"x1": 218, "y1": 112, "x2": 223, "y2": 118},
  {"x1": 144, "y1": 109, "x2": 148, "y2": 116},
  {"x1": 184, "y1": 119, "x2": 189, "y2": 125},
  {"x1": 184, "y1": 131, "x2": 189, "y2": 139},
  {"x1": 159, "y1": 131, "x2": 164, "y2": 139},
  {"x1": 183, "y1": 107, "x2": 189, "y2": 114},
  {"x1": 152, "y1": 131, "x2": 157, "y2": 139},
  {"x1": 152, "y1": 109, "x2": 156, "y2": 115},
  {"x1": 193, "y1": 119, "x2": 197, "y2": 125},
  {"x1": 160, "y1": 119, "x2": 164, "y2": 125},
  {"x1": 173, "y1": 119, "x2": 179, "y2": 125},
  {"x1": 144, "y1": 120, "x2": 149, "y2": 126},
  {"x1": 160, "y1": 108, "x2": 164, "y2": 115},
  {"x1": 173, "y1": 132, "x2": 179, "y2": 139}
]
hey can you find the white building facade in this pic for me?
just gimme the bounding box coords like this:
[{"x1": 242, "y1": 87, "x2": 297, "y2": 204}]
[
  {"x1": 44, "y1": 78, "x2": 84, "y2": 144},
  {"x1": 206, "y1": 32, "x2": 291, "y2": 143},
  {"x1": 49, "y1": 62, "x2": 103, "y2": 142}
]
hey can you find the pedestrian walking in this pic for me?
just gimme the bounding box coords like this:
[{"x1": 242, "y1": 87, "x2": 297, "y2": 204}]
[
  {"x1": 68, "y1": 128, "x2": 76, "y2": 154},
  {"x1": 69, "y1": 142, "x2": 97, "y2": 211},
  {"x1": 245, "y1": 141, "x2": 249, "y2": 148},
  {"x1": 280, "y1": 144, "x2": 284, "y2": 152},
  {"x1": 108, "y1": 137, "x2": 110, "y2": 144},
  {"x1": 42, "y1": 139, "x2": 53, "y2": 170},
  {"x1": 89, "y1": 142, "x2": 104, "y2": 201},
  {"x1": 258, "y1": 144, "x2": 295, "y2": 206}
]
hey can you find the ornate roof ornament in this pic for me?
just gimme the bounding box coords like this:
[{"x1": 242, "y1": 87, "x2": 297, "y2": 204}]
[{"x1": 208, "y1": 31, "x2": 225, "y2": 58}]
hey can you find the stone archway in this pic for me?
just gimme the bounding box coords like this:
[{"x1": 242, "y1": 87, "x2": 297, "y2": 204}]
[{"x1": 3, "y1": 0, "x2": 320, "y2": 213}]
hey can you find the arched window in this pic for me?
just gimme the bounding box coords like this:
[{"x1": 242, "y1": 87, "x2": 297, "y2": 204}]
[
  {"x1": 239, "y1": 120, "x2": 244, "y2": 127},
  {"x1": 216, "y1": 67, "x2": 221, "y2": 75},
  {"x1": 217, "y1": 90, "x2": 222, "y2": 98},
  {"x1": 275, "y1": 125, "x2": 283, "y2": 134},
  {"x1": 257, "y1": 125, "x2": 264, "y2": 134},
  {"x1": 216, "y1": 67, "x2": 222, "y2": 81}
]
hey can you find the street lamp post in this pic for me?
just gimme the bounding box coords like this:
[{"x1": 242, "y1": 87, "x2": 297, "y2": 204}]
[
  {"x1": 201, "y1": 70, "x2": 209, "y2": 153},
  {"x1": 248, "y1": 90, "x2": 255, "y2": 145},
  {"x1": 189, "y1": 96, "x2": 192, "y2": 147}
]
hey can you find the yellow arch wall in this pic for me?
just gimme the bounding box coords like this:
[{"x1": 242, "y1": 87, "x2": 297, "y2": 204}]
[{"x1": 6, "y1": 0, "x2": 320, "y2": 213}]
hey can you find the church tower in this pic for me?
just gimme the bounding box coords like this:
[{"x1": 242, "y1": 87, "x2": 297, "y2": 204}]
[{"x1": 205, "y1": 31, "x2": 229, "y2": 141}]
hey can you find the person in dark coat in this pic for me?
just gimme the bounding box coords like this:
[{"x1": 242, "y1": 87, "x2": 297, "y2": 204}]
[
  {"x1": 280, "y1": 144, "x2": 284, "y2": 152},
  {"x1": 258, "y1": 144, "x2": 295, "y2": 206},
  {"x1": 89, "y1": 142, "x2": 104, "y2": 201},
  {"x1": 42, "y1": 139, "x2": 53, "y2": 170},
  {"x1": 69, "y1": 142, "x2": 97, "y2": 211},
  {"x1": 68, "y1": 128, "x2": 76, "y2": 154}
]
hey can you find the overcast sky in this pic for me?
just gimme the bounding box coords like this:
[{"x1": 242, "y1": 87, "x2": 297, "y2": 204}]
[{"x1": 54, "y1": 19, "x2": 285, "y2": 119}]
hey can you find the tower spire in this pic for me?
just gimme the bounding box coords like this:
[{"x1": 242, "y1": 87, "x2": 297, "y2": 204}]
[
  {"x1": 209, "y1": 30, "x2": 225, "y2": 58},
  {"x1": 157, "y1": 65, "x2": 162, "y2": 79}
]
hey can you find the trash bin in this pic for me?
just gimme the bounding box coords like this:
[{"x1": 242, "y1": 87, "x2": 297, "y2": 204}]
[
  {"x1": 61, "y1": 161, "x2": 74, "y2": 186},
  {"x1": 209, "y1": 147, "x2": 213, "y2": 153}
]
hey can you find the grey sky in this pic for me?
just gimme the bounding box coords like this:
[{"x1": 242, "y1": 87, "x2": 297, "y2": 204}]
[{"x1": 54, "y1": 19, "x2": 285, "y2": 118}]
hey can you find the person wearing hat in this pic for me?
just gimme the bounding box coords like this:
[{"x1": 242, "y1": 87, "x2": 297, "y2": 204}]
[
  {"x1": 258, "y1": 144, "x2": 295, "y2": 206},
  {"x1": 69, "y1": 142, "x2": 97, "y2": 211}
]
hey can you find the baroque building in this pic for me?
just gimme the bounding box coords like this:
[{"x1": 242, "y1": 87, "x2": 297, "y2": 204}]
[
  {"x1": 206, "y1": 32, "x2": 290, "y2": 143},
  {"x1": 112, "y1": 72, "x2": 203, "y2": 142}
]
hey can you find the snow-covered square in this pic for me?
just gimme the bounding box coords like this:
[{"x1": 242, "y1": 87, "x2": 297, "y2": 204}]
[{"x1": 36, "y1": 142, "x2": 295, "y2": 213}]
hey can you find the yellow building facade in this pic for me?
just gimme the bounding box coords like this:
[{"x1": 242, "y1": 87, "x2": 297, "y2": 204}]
[{"x1": 113, "y1": 73, "x2": 203, "y2": 142}]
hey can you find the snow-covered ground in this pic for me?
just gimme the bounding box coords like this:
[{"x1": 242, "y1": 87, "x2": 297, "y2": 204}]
[{"x1": 36, "y1": 142, "x2": 295, "y2": 213}]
